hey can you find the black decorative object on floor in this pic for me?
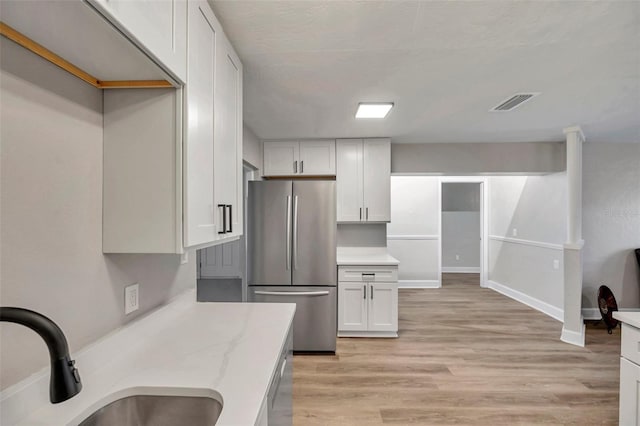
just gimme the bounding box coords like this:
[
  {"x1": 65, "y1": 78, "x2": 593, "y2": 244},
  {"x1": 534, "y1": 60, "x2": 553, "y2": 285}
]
[{"x1": 597, "y1": 285, "x2": 619, "y2": 334}]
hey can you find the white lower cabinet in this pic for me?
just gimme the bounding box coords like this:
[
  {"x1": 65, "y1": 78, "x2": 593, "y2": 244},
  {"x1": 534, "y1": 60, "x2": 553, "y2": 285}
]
[
  {"x1": 338, "y1": 265, "x2": 398, "y2": 337},
  {"x1": 619, "y1": 322, "x2": 640, "y2": 426}
]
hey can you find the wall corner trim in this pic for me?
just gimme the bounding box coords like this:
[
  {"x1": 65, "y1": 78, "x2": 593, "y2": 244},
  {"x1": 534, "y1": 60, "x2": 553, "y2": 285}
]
[
  {"x1": 562, "y1": 126, "x2": 586, "y2": 142},
  {"x1": 560, "y1": 322, "x2": 586, "y2": 347},
  {"x1": 486, "y1": 280, "x2": 564, "y2": 322},
  {"x1": 563, "y1": 240, "x2": 585, "y2": 250}
]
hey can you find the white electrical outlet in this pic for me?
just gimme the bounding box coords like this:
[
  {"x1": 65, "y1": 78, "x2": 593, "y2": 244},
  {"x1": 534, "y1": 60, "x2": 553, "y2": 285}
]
[
  {"x1": 180, "y1": 251, "x2": 188, "y2": 265},
  {"x1": 512, "y1": 228, "x2": 518, "y2": 237},
  {"x1": 455, "y1": 254, "x2": 460, "y2": 261},
  {"x1": 125, "y1": 283, "x2": 139, "y2": 315},
  {"x1": 553, "y1": 259, "x2": 560, "y2": 270}
]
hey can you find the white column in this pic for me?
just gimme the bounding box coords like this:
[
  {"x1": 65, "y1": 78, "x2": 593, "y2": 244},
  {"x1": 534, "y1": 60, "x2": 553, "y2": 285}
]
[{"x1": 561, "y1": 126, "x2": 586, "y2": 347}]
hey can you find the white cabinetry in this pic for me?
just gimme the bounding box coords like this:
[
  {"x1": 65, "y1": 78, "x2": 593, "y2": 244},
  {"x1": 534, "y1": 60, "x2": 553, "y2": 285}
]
[
  {"x1": 338, "y1": 265, "x2": 398, "y2": 337},
  {"x1": 213, "y1": 32, "x2": 243, "y2": 240},
  {"x1": 336, "y1": 138, "x2": 390, "y2": 223},
  {"x1": 103, "y1": 0, "x2": 243, "y2": 253},
  {"x1": 183, "y1": 0, "x2": 216, "y2": 248},
  {"x1": 86, "y1": 0, "x2": 187, "y2": 83},
  {"x1": 619, "y1": 322, "x2": 640, "y2": 425},
  {"x1": 263, "y1": 140, "x2": 335, "y2": 177}
]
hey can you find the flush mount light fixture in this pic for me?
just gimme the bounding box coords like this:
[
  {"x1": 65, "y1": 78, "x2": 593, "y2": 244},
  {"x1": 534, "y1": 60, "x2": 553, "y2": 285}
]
[{"x1": 355, "y1": 102, "x2": 394, "y2": 119}]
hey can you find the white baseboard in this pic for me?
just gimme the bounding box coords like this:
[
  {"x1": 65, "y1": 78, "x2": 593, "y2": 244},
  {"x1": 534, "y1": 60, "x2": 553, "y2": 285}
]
[
  {"x1": 398, "y1": 280, "x2": 441, "y2": 289},
  {"x1": 561, "y1": 323, "x2": 585, "y2": 347},
  {"x1": 442, "y1": 267, "x2": 480, "y2": 273},
  {"x1": 582, "y1": 308, "x2": 601, "y2": 320},
  {"x1": 486, "y1": 280, "x2": 563, "y2": 322},
  {"x1": 582, "y1": 307, "x2": 640, "y2": 321}
]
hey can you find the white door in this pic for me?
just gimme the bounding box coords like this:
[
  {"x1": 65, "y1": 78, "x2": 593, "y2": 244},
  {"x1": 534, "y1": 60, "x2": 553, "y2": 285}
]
[
  {"x1": 214, "y1": 35, "x2": 242, "y2": 238},
  {"x1": 199, "y1": 240, "x2": 243, "y2": 278},
  {"x1": 299, "y1": 140, "x2": 336, "y2": 176},
  {"x1": 336, "y1": 139, "x2": 364, "y2": 222},
  {"x1": 183, "y1": 1, "x2": 216, "y2": 248},
  {"x1": 86, "y1": 0, "x2": 187, "y2": 83},
  {"x1": 338, "y1": 282, "x2": 368, "y2": 331},
  {"x1": 263, "y1": 141, "x2": 299, "y2": 176},
  {"x1": 619, "y1": 358, "x2": 640, "y2": 426},
  {"x1": 367, "y1": 282, "x2": 398, "y2": 332},
  {"x1": 363, "y1": 138, "x2": 391, "y2": 222}
]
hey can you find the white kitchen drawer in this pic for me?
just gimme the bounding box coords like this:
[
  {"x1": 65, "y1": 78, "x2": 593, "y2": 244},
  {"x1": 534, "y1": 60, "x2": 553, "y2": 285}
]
[
  {"x1": 622, "y1": 323, "x2": 640, "y2": 367},
  {"x1": 338, "y1": 266, "x2": 398, "y2": 282}
]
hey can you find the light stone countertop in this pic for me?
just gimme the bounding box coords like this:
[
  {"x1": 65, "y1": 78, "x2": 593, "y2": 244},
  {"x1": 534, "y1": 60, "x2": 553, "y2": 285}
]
[
  {"x1": 1, "y1": 290, "x2": 295, "y2": 426},
  {"x1": 337, "y1": 247, "x2": 400, "y2": 266},
  {"x1": 614, "y1": 311, "x2": 640, "y2": 330}
]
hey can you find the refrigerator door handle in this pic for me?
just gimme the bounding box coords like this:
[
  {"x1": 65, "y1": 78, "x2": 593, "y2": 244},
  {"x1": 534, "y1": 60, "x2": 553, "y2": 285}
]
[
  {"x1": 292, "y1": 195, "x2": 299, "y2": 270},
  {"x1": 253, "y1": 291, "x2": 330, "y2": 297},
  {"x1": 286, "y1": 196, "x2": 292, "y2": 270}
]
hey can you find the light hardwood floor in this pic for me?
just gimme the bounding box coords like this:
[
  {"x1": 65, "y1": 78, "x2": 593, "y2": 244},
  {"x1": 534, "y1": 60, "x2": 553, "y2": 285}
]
[{"x1": 293, "y1": 274, "x2": 621, "y2": 425}]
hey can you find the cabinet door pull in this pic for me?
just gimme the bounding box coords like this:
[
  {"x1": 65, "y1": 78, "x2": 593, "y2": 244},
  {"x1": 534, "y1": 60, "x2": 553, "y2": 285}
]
[
  {"x1": 370, "y1": 284, "x2": 373, "y2": 300},
  {"x1": 360, "y1": 207, "x2": 362, "y2": 221},
  {"x1": 363, "y1": 285, "x2": 367, "y2": 299},
  {"x1": 366, "y1": 207, "x2": 369, "y2": 221},
  {"x1": 218, "y1": 204, "x2": 226, "y2": 234},
  {"x1": 301, "y1": 160, "x2": 304, "y2": 173},
  {"x1": 294, "y1": 160, "x2": 298, "y2": 174},
  {"x1": 226, "y1": 205, "x2": 233, "y2": 233}
]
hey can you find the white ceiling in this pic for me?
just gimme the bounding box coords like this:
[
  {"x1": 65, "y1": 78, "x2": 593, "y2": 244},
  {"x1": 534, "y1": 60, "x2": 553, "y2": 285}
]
[{"x1": 210, "y1": 1, "x2": 640, "y2": 143}]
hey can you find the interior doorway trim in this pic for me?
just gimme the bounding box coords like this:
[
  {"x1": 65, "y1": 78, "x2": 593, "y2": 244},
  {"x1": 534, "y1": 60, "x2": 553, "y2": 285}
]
[{"x1": 439, "y1": 177, "x2": 489, "y2": 288}]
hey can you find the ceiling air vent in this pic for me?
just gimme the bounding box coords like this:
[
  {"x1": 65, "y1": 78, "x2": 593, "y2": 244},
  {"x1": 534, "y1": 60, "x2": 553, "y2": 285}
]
[{"x1": 490, "y1": 93, "x2": 540, "y2": 112}]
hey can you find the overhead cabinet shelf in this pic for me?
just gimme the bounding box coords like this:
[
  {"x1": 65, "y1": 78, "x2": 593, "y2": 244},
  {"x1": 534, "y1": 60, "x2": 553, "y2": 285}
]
[
  {"x1": 103, "y1": 0, "x2": 243, "y2": 253},
  {"x1": 0, "y1": 0, "x2": 183, "y2": 88},
  {"x1": 2, "y1": 0, "x2": 244, "y2": 253}
]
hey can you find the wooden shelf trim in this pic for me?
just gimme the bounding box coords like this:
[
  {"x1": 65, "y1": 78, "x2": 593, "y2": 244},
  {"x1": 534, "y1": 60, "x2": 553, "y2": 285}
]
[{"x1": 0, "y1": 22, "x2": 172, "y2": 89}]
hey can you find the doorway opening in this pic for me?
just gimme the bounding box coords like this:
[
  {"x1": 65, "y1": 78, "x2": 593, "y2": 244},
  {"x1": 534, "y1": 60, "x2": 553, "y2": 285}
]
[{"x1": 439, "y1": 178, "x2": 488, "y2": 288}]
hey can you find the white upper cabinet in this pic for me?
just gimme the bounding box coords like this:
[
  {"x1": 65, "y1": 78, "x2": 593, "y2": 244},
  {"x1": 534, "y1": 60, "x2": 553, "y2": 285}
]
[
  {"x1": 299, "y1": 140, "x2": 336, "y2": 175},
  {"x1": 336, "y1": 140, "x2": 364, "y2": 222},
  {"x1": 336, "y1": 138, "x2": 391, "y2": 223},
  {"x1": 213, "y1": 30, "x2": 243, "y2": 240},
  {"x1": 183, "y1": 0, "x2": 217, "y2": 248},
  {"x1": 103, "y1": 0, "x2": 243, "y2": 253},
  {"x1": 363, "y1": 139, "x2": 391, "y2": 222},
  {"x1": 263, "y1": 140, "x2": 335, "y2": 177},
  {"x1": 86, "y1": 0, "x2": 187, "y2": 84},
  {"x1": 263, "y1": 142, "x2": 299, "y2": 176}
]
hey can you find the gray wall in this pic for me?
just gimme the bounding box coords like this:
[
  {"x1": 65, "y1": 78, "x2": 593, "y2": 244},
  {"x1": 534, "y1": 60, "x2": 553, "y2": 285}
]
[
  {"x1": 243, "y1": 124, "x2": 262, "y2": 173},
  {"x1": 442, "y1": 183, "x2": 480, "y2": 269},
  {"x1": 583, "y1": 142, "x2": 640, "y2": 310},
  {"x1": 392, "y1": 142, "x2": 566, "y2": 174},
  {"x1": 488, "y1": 174, "x2": 566, "y2": 309},
  {"x1": 0, "y1": 39, "x2": 196, "y2": 390}
]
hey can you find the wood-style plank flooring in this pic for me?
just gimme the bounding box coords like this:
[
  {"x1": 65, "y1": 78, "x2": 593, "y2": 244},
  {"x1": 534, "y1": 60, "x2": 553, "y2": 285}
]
[{"x1": 293, "y1": 274, "x2": 621, "y2": 425}]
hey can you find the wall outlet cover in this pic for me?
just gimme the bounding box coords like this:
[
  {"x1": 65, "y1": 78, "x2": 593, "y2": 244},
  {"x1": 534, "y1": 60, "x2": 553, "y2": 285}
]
[
  {"x1": 125, "y1": 283, "x2": 139, "y2": 315},
  {"x1": 553, "y1": 259, "x2": 560, "y2": 270},
  {"x1": 512, "y1": 228, "x2": 518, "y2": 237}
]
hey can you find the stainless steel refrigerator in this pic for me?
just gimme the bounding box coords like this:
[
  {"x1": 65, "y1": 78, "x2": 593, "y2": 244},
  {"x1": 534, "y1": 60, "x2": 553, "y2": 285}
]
[{"x1": 248, "y1": 180, "x2": 337, "y2": 352}]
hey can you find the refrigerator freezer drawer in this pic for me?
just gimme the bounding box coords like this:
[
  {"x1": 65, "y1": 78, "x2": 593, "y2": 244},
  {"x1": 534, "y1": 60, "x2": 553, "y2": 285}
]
[{"x1": 250, "y1": 286, "x2": 337, "y2": 352}]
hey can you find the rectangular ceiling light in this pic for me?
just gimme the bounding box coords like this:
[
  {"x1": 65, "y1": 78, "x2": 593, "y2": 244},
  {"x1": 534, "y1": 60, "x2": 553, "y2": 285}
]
[{"x1": 356, "y1": 102, "x2": 394, "y2": 118}]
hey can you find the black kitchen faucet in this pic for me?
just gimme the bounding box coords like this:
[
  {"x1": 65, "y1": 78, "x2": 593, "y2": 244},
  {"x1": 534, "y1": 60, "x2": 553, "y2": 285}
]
[{"x1": 0, "y1": 307, "x2": 82, "y2": 403}]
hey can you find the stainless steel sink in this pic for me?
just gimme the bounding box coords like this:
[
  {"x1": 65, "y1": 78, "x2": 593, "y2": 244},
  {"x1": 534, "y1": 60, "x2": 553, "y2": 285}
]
[{"x1": 78, "y1": 394, "x2": 223, "y2": 426}]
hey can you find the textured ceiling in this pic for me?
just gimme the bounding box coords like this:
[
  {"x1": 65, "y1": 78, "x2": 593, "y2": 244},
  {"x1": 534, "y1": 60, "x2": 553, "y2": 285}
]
[{"x1": 210, "y1": 1, "x2": 640, "y2": 143}]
